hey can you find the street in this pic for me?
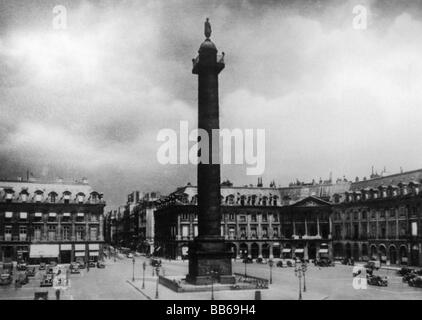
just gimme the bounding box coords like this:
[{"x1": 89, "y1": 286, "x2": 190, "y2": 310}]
[{"x1": 2, "y1": 256, "x2": 422, "y2": 300}]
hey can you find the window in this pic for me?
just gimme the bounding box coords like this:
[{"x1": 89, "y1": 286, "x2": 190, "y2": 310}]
[
  {"x1": 77, "y1": 194, "x2": 84, "y2": 203},
  {"x1": 262, "y1": 213, "x2": 268, "y2": 222},
  {"x1": 76, "y1": 226, "x2": 85, "y2": 241},
  {"x1": 50, "y1": 194, "x2": 56, "y2": 203},
  {"x1": 239, "y1": 215, "x2": 246, "y2": 223},
  {"x1": 33, "y1": 226, "x2": 42, "y2": 241},
  {"x1": 251, "y1": 214, "x2": 257, "y2": 222},
  {"x1": 390, "y1": 209, "x2": 396, "y2": 218},
  {"x1": 48, "y1": 225, "x2": 56, "y2": 241},
  {"x1": 4, "y1": 226, "x2": 12, "y2": 241},
  {"x1": 21, "y1": 193, "x2": 28, "y2": 202},
  {"x1": 181, "y1": 213, "x2": 189, "y2": 221},
  {"x1": 19, "y1": 226, "x2": 27, "y2": 241},
  {"x1": 380, "y1": 210, "x2": 386, "y2": 219},
  {"x1": 273, "y1": 213, "x2": 279, "y2": 222},
  {"x1": 353, "y1": 211, "x2": 358, "y2": 220},
  {"x1": 251, "y1": 227, "x2": 257, "y2": 238},
  {"x1": 229, "y1": 213, "x2": 235, "y2": 220},
  {"x1": 371, "y1": 211, "x2": 376, "y2": 219},
  {"x1": 90, "y1": 227, "x2": 98, "y2": 240},
  {"x1": 194, "y1": 225, "x2": 198, "y2": 237},
  {"x1": 362, "y1": 211, "x2": 367, "y2": 220},
  {"x1": 240, "y1": 227, "x2": 246, "y2": 238},
  {"x1": 228, "y1": 227, "x2": 235, "y2": 239},
  {"x1": 272, "y1": 227, "x2": 279, "y2": 238},
  {"x1": 182, "y1": 225, "x2": 189, "y2": 237},
  {"x1": 262, "y1": 227, "x2": 268, "y2": 238},
  {"x1": 35, "y1": 193, "x2": 42, "y2": 202},
  {"x1": 63, "y1": 226, "x2": 70, "y2": 241}
]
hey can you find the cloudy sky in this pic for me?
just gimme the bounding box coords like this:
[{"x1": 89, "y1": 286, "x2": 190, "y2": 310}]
[{"x1": 1, "y1": 0, "x2": 422, "y2": 208}]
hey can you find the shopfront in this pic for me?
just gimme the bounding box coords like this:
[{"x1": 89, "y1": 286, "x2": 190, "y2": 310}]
[
  {"x1": 29, "y1": 244, "x2": 59, "y2": 263},
  {"x1": 89, "y1": 244, "x2": 100, "y2": 262},
  {"x1": 74, "y1": 244, "x2": 86, "y2": 263},
  {"x1": 60, "y1": 244, "x2": 72, "y2": 263}
]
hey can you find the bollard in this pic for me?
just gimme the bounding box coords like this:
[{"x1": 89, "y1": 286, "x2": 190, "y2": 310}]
[{"x1": 254, "y1": 290, "x2": 261, "y2": 300}]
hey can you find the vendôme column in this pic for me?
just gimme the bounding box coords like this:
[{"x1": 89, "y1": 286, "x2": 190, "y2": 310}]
[{"x1": 186, "y1": 19, "x2": 235, "y2": 285}]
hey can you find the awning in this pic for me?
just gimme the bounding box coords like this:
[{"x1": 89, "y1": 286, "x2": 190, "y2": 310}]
[
  {"x1": 35, "y1": 212, "x2": 42, "y2": 217},
  {"x1": 20, "y1": 212, "x2": 27, "y2": 219},
  {"x1": 273, "y1": 243, "x2": 280, "y2": 247},
  {"x1": 75, "y1": 244, "x2": 85, "y2": 251},
  {"x1": 282, "y1": 249, "x2": 291, "y2": 253},
  {"x1": 89, "y1": 251, "x2": 99, "y2": 257},
  {"x1": 89, "y1": 244, "x2": 99, "y2": 250},
  {"x1": 295, "y1": 249, "x2": 304, "y2": 253},
  {"x1": 5, "y1": 212, "x2": 12, "y2": 218},
  {"x1": 30, "y1": 244, "x2": 59, "y2": 258},
  {"x1": 77, "y1": 212, "x2": 84, "y2": 217},
  {"x1": 75, "y1": 252, "x2": 85, "y2": 257},
  {"x1": 318, "y1": 249, "x2": 329, "y2": 253},
  {"x1": 61, "y1": 244, "x2": 72, "y2": 250},
  {"x1": 63, "y1": 212, "x2": 71, "y2": 217},
  {"x1": 49, "y1": 212, "x2": 57, "y2": 217}
]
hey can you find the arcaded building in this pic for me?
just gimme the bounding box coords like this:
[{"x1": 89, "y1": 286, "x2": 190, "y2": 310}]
[
  {"x1": 154, "y1": 179, "x2": 348, "y2": 261},
  {"x1": 0, "y1": 178, "x2": 105, "y2": 263}
]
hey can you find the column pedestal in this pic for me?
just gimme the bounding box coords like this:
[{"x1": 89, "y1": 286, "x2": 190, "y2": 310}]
[{"x1": 186, "y1": 238, "x2": 235, "y2": 285}]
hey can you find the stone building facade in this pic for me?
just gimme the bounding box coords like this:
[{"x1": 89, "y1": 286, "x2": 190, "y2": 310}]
[{"x1": 0, "y1": 178, "x2": 105, "y2": 263}]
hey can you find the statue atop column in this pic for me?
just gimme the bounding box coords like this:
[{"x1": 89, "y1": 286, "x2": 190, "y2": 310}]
[{"x1": 205, "y1": 18, "x2": 211, "y2": 39}]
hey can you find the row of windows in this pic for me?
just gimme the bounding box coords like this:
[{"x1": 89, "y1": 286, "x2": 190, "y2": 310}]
[
  {"x1": 2, "y1": 191, "x2": 100, "y2": 204},
  {"x1": 0, "y1": 211, "x2": 99, "y2": 220},
  {"x1": 334, "y1": 207, "x2": 414, "y2": 221},
  {"x1": 2, "y1": 225, "x2": 99, "y2": 241}
]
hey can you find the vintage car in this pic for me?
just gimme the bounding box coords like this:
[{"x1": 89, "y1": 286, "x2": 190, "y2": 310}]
[
  {"x1": 96, "y1": 261, "x2": 105, "y2": 269},
  {"x1": 76, "y1": 260, "x2": 86, "y2": 269},
  {"x1": 242, "y1": 257, "x2": 253, "y2": 264},
  {"x1": 408, "y1": 276, "x2": 422, "y2": 288},
  {"x1": 39, "y1": 262, "x2": 46, "y2": 270},
  {"x1": 150, "y1": 258, "x2": 162, "y2": 267},
  {"x1": 403, "y1": 272, "x2": 418, "y2": 283},
  {"x1": 398, "y1": 267, "x2": 414, "y2": 276},
  {"x1": 364, "y1": 260, "x2": 380, "y2": 270},
  {"x1": 26, "y1": 267, "x2": 36, "y2": 277},
  {"x1": 88, "y1": 261, "x2": 96, "y2": 268},
  {"x1": 46, "y1": 266, "x2": 55, "y2": 275},
  {"x1": 40, "y1": 274, "x2": 53, "y2": 287},
  {"x1": 70, "y1": 262, "x2": 81, "y2": 274},
  {"x1": 17, "y1": 262, "x2": 27, "y2": 271},
  {"x1": 315, "y1": 258, "x2": 335, "y2": 267},
  {"x1": 367, "y1": 274, "x2": 388, "y2": 286},
  {"x1": 127, "y1": 253, "x2": 134, "y2": 259},
  {"x1": 0, "y1": 273, "x2": 13, "y2": 286},
  {"x1": 276, "y1": 261, "x2": 283, "y2": 267},
  {"x1": 2, "y1": 262, "x2": 13, "y2": 275}
]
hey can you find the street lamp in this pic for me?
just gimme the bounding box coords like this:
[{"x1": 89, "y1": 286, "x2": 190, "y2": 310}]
[
  {"x1": 114, "y1": 248, "x2": 116, "y2": 262},
  {"x1": 208, "y1": 269, "x2": 219, "y2": 300},
  {"x1": 142, "y1": 262, "x2": 146, "y2": 289},
  {"x1": 268, "y1": 259, "x2": 274, "y2": 284},
  {"x1": 294, "y1": 262, "x2": 303, "y2": 300},
  {"x1": 240, "y1": 249, "x2": 248, "y2": 277},
  {"x1": 132, "y1": 257, "x2": 135, "y2": 282},
  {"x1": 155, "y1": 266, "x2": 160, "y2": 299},
  {"x1": 302, "y1": 262, "x2": 307, "y2": 292}
]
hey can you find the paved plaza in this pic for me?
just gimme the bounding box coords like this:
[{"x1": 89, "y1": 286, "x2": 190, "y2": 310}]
[{"x1": 1, "y1": 255, "x2": 422, "y2": 300}]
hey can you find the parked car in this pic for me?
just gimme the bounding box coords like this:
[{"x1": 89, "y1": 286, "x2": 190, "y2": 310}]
[
  {"x1": 403, "y1": 272, "x2": 418, "y2": 283},
  {"x1": 39, "y1": 262, "x2": 46, "y2": 270},
  {"x1": 40, "y1": 274, "x2": 53, "y2": 287},
  {"x1": 76, "y1": 260, "x2": 86, "y2": 269},
  {"x1": 315, "y1": 258, "x2": 335, "y2": 267},
  {"x1": 408, "y1": 276, "x2": 422, "y2": 288},
  {"x1": 276, "y1": 261, "x2": 283, "y2": 268},
  {"x1": 367, "y1": 274, "x2": 388, "y2": 286},
  {"x1": 70, "y1": 263, "x2": 81, "y2": 274},
  {"x1": 242, "y1": 257, "x2": 253, "y2": 264},
  {"x1": 398, "y1": 267, "x2": 414, "y2": 276},
  {"x1": 26, "y1": 267, "x2": 36, "y2": 277},
  {"x1": 88, "y1": 261, "x2": 96, "y2": 268},
  {"x1": 364, "y1": 260, "x2": 380, "y2": 270},
  {"x1": 96, "y1": 261, "x2": 105, "y2": 269},
  {"x1": 0, "y1": 273, "x2": 12, "y2": 286},
  {"x1": 17, "y1": 262, "x2": 27, "y2": 271},
  {"x1": 127, "y1": 253, "x2": 134, "y2": 259},
  {"x1": 3, "y1": 262, "x2": 13, "y2": 275}
]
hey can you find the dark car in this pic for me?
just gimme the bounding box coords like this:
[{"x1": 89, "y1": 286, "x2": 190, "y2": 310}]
[
  {"x1": 46, "y1": 267, "x2": 55, "y2": 275},
  {"x1": 76, "y1": 260, "x2": 86, "y2": 269},
  {"x1": 408, "y1": 276, "x2": 422, "y2": 288},
  {"x1": 403, "y1": 272, "x2": 418, "y2": 283},
  {"x1": 364, "y1": 261, "x2": 380, "y2": 271},
  {"x1": 40, "y1": 274, "x2": 53, "y2": 287},
  {"x1": 150, "y1": 259, "x2": 162, "y2": 267},
  {"x1": 398, "y1": 267, "x2": 414, "y2": 276},
  {"x1": 367, "y1": 275, "x2": 388, "y2": 286},
  {"x1": 88, "y1": 261, "x2": 96, "y2": 268},
  {"x1": 315, "y1": 258, "x2": 335, "y2": 267},
  {"x1": 0, "y1": 273, "x2": 13, "y2": 286},
  {"x1": 17, "y1": 262, "x2": 27, "y2": 271},
  {"x1": 276, "y1": 261, "x2": 283, "y2": 267},
  {"x1": 39, "y1": 262, "x2": 46, "y2": 270},
  {"x1": 26, "y1": 267, "x2": 36, "y2": 277},
  {"x1": 242, "y1": 257, "x2": 253, "y2": 264},
  {"x1": 96, "y1": 261, "x2": 105, "y2": 269}
]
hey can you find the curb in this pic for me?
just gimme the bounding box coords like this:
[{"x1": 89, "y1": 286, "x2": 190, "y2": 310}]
[{"x1": 126, "y1": 280, "x2": 152, "y2": 300}]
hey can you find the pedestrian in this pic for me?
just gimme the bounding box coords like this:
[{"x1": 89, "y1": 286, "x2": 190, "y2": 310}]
[{"x1": 55, "y1": 289, "x2": 60, "y2": 300}]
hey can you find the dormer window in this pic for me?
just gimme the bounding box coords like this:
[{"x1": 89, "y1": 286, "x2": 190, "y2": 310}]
[
  {"x1": 77, "y1": 193, "x2": 85, "y2": 204},
  {"x1": 21, "y1": 193, "x2": 28, "y2": 202},
  {"x1": 63, "y1": 191, "x2": 71, "y2": 204},
  {"x1": 5, "y1": 192, "x2": 13, "y2": 202},
  {"x1": 49, "y1": 192, "x2": 58, "y2": 203},
  {"x1": 34, "y1": 190, "x2": 43, "y2": 202}
]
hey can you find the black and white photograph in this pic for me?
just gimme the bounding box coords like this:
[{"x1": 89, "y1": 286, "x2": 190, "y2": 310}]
[{"x1": 1, "y1": 0, "x2": 422, "y2": 309}]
